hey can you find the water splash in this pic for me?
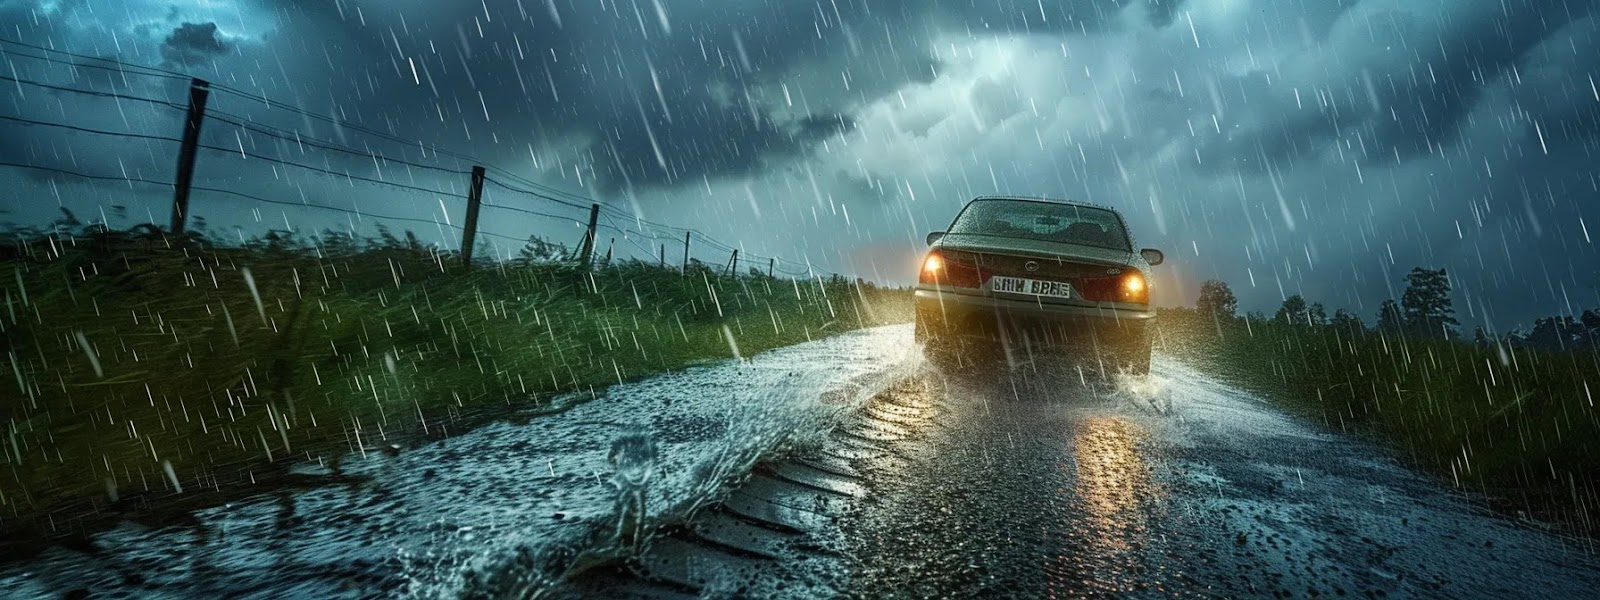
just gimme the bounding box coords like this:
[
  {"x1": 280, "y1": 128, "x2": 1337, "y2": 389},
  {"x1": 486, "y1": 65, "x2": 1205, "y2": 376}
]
[
  {"x1": 1111, "y1": 369, "x2": 1173, "y2": 415},
  {"x1": 609, "y1": 430, "x2": 658, "y2": 549}
]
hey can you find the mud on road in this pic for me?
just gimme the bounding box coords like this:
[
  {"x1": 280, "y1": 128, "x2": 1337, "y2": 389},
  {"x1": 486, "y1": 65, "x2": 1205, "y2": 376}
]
[{"x1": 569, "y1": 351, "x2": 1600, "y2": 598}]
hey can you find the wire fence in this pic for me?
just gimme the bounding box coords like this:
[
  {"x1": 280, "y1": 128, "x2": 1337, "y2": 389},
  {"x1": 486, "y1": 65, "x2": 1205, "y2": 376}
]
[{"x1": 0, "y1": 36, "x2": 834, "y2": 280}]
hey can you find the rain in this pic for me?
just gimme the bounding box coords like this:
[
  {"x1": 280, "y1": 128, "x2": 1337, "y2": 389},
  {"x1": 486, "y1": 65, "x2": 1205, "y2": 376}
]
[{"x1": 0, "y1": 0, "x2": 1597, "y2": 597}]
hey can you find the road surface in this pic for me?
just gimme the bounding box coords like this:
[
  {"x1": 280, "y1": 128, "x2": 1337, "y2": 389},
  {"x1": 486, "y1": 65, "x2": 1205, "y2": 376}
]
[
  {"x1": 567, "y1": 330, "x2": 1600, "y2": 598},
  {"x1": 3, "y1": 325, "x2": 1596, "y2": 598}
]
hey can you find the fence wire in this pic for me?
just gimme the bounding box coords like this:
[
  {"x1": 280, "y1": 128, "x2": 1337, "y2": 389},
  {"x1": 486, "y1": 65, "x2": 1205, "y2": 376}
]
[{"x1": 0, "y1": 38, "x2": 852, "y2": 280}]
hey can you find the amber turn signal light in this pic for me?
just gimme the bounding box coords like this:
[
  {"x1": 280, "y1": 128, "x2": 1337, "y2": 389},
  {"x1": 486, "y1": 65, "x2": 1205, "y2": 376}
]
[{"x1": 1121, "y1": 271, "x2": 1148, "y2": 303}]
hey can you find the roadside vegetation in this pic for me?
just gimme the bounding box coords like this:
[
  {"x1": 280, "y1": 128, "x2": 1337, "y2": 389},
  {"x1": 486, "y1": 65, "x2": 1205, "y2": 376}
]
[
  {"x1": 0, "y1": 211, "x2": 910, "y2": 544},
  {"x1": 1156, "y1": 270, "x2": 1599, "y2": 534}
]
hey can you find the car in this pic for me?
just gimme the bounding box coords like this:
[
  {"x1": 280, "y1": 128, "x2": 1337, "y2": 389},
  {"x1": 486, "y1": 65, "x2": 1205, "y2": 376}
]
[{"x1": 914, "y1": 196, "x2": 1164, "y2": 374}]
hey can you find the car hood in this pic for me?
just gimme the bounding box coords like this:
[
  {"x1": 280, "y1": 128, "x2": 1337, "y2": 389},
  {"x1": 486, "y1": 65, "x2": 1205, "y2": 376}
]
[{"x1": 936, "y1": 233, "x2": 1139, "y2": 268}]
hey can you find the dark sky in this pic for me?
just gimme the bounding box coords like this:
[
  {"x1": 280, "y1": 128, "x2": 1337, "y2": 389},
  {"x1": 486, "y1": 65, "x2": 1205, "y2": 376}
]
[{"x1": 2, "y1": 0, "x2": 1597, "y2": 332}]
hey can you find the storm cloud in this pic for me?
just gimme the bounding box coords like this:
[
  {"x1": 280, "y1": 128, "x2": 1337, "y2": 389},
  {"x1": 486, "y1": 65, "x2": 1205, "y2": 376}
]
[
  {"x1": 1192, "y1": 0, "x2": 1599, "y2": 173},
  {"x1": 1, "y1": 0, "x2": 1597, "y2": 329},
  {"x1": 161, "y1": 22, "x2": 230, "y2": 67},
  {"x1": 228, "y1": 0, "x2": 1177, "y2": 191}
]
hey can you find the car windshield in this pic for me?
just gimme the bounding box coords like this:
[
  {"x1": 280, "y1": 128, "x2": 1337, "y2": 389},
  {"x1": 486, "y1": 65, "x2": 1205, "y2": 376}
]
[{"x1": 948, "y1": 199, "x2": 1131, "y2": 251}]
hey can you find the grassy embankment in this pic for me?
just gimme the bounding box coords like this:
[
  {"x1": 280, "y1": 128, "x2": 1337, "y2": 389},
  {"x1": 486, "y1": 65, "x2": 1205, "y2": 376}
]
[
  {"x1": 1156, "y1": 308, "x2": 1599, "y2": 533},
  {"x1": 0, "y1": 224, "x2": 910, "y2": 541}
]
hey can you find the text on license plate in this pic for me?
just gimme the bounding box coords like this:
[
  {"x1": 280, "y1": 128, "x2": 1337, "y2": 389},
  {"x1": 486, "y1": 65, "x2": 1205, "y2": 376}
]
[{"x1": 990, "y1": 276, "x2": 1072, "y2": 298}]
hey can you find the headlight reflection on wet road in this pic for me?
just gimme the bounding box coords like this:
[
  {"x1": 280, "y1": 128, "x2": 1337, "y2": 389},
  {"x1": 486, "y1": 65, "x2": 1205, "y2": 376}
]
[
  {"x1": 1074, "y1": 417, "x2": 1151, "y2": 550},
  {"x1": 1049, "y1": 415, "x2": 1162, "y2": 597},
  {"x1": 838, "y1": 363, "x2": 1183, "y2": 598}
]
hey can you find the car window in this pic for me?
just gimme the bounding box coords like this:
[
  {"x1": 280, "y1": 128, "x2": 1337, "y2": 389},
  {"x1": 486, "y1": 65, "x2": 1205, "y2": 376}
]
[{"x1": 948, "y1": 199, "x2": 1131, "y2": 251}]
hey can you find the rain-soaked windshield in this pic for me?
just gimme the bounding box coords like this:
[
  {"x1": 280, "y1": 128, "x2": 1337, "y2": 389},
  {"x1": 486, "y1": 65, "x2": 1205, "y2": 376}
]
[
  {"x1": 2, "y1": 1, "x2": 1598, "y2": 598},
  {"x1": 949, "y1": 199, "x2": 1133, "y2": 251}
]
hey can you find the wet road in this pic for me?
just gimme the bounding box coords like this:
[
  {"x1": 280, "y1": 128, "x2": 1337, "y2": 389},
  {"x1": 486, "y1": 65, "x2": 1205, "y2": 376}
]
[
  {"x1": 574, "y1": 346, "x2": 1600, "y2": 598},
  {"x1": 0, "y1": 327, "x2": 914, "y2": 599},
  {"x1": 4, "y1": 325, "x2": 1598, "y2": 598},
  {"x1": 839, "y1": 360, "x2": 1600, "y2": 598}
]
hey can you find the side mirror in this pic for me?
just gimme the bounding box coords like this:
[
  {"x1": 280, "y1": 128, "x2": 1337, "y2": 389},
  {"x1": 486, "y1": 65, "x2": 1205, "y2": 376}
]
[
  {"x1": 1139, "y1": 248, "x2": 1165, "y2": 266},
  {"x1": 926, "y1": 231, "x2": 945, "y2": 246}
]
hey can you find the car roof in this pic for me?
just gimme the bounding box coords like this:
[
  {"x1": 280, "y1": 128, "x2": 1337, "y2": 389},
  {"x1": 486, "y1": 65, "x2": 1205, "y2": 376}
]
[{"x1": 967, "y1": 195, "x2": 1125, "y2": 217}]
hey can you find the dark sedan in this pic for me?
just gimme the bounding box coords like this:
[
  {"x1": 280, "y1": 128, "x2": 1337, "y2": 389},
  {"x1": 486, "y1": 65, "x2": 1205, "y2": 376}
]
[{"x1": 914, "y1": 196, "x2": 1164, "y2": 373}]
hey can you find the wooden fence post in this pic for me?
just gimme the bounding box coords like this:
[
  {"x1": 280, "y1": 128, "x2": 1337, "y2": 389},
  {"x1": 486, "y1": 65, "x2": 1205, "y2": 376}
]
[
  {"x1": 681, "y1": 231, "x2": 691, "y2": 274},
  {"x1": 169, "y1": 78, "x2": 211, "y2": 235},
  {"x1": 578, "y1": 203, "x2": 600, "y2": 270},
  {"x1": 459, "y1": 165, "x2": 486, "y2": 269}
]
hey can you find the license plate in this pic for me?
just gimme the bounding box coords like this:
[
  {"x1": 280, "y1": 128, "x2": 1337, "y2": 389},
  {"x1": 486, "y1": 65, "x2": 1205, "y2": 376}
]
[{"x1": 990, "y1": 276, "x2": 1072, "y2": 299}]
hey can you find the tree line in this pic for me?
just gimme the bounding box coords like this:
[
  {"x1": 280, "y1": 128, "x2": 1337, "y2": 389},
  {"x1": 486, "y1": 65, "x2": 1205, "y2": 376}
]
[{"x1": 1193, "y1": 267, "x2": 1599, "y2": 352}]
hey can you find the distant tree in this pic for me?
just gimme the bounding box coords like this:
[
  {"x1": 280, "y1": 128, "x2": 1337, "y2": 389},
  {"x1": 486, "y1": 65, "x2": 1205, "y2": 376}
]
[
  {"x1": 1330, "y1": 309, "x2": 1364, "y2": 332},
  {"x1": 1377, "y1": 299, "x2": 1404, "y2": 333},
  {"x1": 518, "y1": 236, "x2": 569, "y2": 264},
  {"x1": 1308, "y1": 302, "x2": 1328, "y2": 326},
  {"x1": 375, "y1": 224, "x2": 402, "y2": 248},
  {"x1": 319, "y1": 229, "x2": 360, "y2": 257},
  {"x1": 1196, "y1": 279, "x2": 1238, "y2": 317},
  {"x1": 1525, "y1": 316, "x2": 1579, "y2": 351},
  {"x1": 1582, "y1": 309, "x2": 1600, "y2": 331},
  {"x1": 1274, "y1": 295, "x2": 1308, "y2": 324},
  {"x1": 1472, "y1": 326, "x2": 1491, "y2": 347},
  {"x1": 50, "y1": 207, "x2": 82, "y2": 231},
  {"x1": 1400, "y1": 267, "x2": 1459, "y2": 339},
  {"x1": 1582, "y1": 309, "x2": 1600, "y2": 348}
]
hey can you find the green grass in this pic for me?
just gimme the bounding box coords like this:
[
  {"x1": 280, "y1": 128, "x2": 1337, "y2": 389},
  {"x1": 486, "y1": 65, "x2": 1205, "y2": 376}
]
[
  {"x1": 1155, "y1": 308, "x2": 1600, "y2": 533},
  {"x1": 0, "y1": 225, "x2": 910, "y2": 538}
]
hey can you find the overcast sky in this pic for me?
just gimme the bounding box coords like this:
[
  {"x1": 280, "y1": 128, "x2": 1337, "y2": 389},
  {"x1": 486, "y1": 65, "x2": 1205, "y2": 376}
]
[{"x1": 2, "y1": 0, "x2": 1597, "y2": 331}]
